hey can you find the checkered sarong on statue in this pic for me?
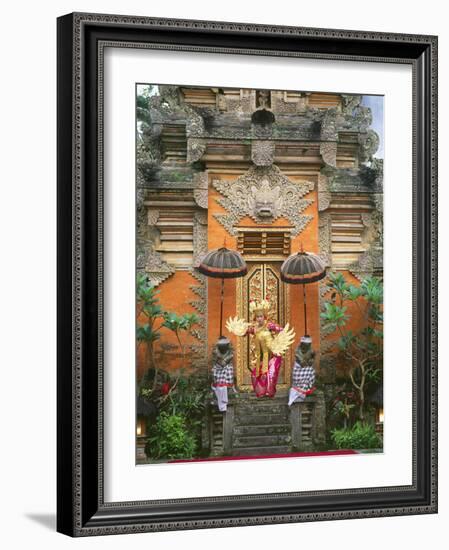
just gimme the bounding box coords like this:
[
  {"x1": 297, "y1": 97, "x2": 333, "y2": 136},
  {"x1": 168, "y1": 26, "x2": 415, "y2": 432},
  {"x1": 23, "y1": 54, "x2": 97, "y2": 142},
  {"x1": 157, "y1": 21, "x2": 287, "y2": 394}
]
[
  {"x1": 291, "y1": 362, "x2": 315, "y2": 391},
  {"x1": 212, "y1": 362, "x2": 234, "y2": 386}
]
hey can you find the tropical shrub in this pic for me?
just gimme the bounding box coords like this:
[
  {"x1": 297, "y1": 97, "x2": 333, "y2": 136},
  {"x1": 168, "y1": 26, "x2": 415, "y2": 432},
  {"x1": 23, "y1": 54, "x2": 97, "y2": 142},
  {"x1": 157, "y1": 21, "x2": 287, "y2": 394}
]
[
  {"x1": 321, "y1": 272, "x2": 383, "y2": 421},
  {"x1": 145, "y1": 412, "x2": 197, "y2": 460},
  {"x1": 331, "y1": 421, "x2": 381, "y2": 450},
  {"x1": 137, "y1": 273, "x2": 199, "y2": 391},
  {"x1": 328, "y1": 384, "x2": 358, "y2": 429}
]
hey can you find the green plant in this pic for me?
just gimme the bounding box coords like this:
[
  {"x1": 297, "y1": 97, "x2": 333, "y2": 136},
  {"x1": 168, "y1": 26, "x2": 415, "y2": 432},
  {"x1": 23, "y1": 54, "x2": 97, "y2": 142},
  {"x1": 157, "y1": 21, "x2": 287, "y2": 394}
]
[
  {"x1": 137, "y1": 277, "x2": 199, "y2": 392},
  {"x1": 140, "y1": 369, "x2": 210, "y2": 461},
  {"x1": 162, "y1": 372, "x2": 207, "y2": 415},
  {"x1": 145, "y1": 412, "x2": 196, "y2": 460},
  {"x1": 136, "y1": 85, "x2": 155, "y2": 137},
  {"x1": 160, "y1": 371, "x2": 209, "y2": 440},
  {"x1": 136, "y1": 274, "x2": 166, "y2": 389},
  {"x1": 162, "y1": 312, "x2": 199, "y2": 371},
  {"x1": 331, "y1": 421, "x2": 381, "y2": 450},
  {"x1": 321, "y1": 272, "x2": 383, "y2": 421},
  {"x1": 334, "y1": 400, "x2": 355, "y2": 424}
]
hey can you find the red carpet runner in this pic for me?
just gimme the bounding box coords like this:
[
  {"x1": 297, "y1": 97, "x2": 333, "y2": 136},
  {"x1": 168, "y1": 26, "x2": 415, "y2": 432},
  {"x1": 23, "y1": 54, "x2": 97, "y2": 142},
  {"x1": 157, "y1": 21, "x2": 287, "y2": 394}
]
[{"x1": 169, "y1": 449, "x2": 358, "y2": 463}]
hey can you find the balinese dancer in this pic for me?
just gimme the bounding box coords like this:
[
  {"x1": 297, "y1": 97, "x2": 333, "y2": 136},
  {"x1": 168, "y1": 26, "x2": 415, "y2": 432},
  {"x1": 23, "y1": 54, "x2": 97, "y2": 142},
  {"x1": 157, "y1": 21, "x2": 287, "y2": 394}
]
[
  {"x1": 288, "y1": 335, "x2": 316, "y2": 406},
  {"x1": 211, "y1": 336, "x2": 236, "y2": 412},
  {"x1": 226, "y1": 299, "x2": 295, "y2": 398}
]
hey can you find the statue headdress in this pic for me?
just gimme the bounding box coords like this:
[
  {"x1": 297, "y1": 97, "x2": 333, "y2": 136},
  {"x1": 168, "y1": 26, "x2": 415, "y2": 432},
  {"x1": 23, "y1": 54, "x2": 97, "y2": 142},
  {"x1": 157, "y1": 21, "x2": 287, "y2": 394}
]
[{"x1": 249, "y1": 298, "x2": 271, "y2": 318}]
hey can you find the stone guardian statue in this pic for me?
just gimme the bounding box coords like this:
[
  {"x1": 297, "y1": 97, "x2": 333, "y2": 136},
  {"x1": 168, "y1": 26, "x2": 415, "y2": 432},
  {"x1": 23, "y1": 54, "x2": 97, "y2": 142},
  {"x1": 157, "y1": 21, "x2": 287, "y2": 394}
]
[
  {"x1": 211, "y1": 336, "x2": 235, "y2": 412},
  {"x1": 288, "y1": 335, "x2": 317, "y2": 406}
]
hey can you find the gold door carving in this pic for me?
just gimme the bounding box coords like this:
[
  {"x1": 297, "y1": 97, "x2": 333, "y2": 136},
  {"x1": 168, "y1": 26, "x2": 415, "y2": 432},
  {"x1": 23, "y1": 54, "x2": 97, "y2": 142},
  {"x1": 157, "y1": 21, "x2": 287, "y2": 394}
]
[{"x1": 236, "y1": 263, "x2": 291, "y2": 390}]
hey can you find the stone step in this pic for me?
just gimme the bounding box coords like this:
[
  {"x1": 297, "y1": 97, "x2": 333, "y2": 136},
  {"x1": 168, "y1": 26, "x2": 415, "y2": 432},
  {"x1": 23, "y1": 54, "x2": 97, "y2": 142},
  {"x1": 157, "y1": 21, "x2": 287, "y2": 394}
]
[
  {"x1": 231, "y1": 445, "x2": 291, "y2": 456},
  {"x1": 235, "y1": 413, "x2": 290, "y2": 425},
  {"x1": 233, "y1": 434, "x2": 292, "y2": 448},
  {"x1": 232, "y1": 391, "x2": 289, "y2": 401},
  {"x1": 235, "y1": 403, "x2": 288, "y2": 414},
  {"x1": 233, "y1": 424, "x2": 290, "y2": 436}
]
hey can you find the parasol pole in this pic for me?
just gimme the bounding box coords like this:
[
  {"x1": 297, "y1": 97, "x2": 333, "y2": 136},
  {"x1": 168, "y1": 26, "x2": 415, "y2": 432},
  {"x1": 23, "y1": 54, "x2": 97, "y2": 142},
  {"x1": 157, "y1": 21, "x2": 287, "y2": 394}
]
[
  {"x1": 303, "y1": 282, "x2": 308, "y2": 336},
  {"x1": 219, "y1": 237, "x2": 226, "y2": 337},
  {"x1": 300, "y1": 243, "x2": 308, "y2": 336},
  {"x1": 220, "y1": 277, "x2": 225, "y2": 337}
]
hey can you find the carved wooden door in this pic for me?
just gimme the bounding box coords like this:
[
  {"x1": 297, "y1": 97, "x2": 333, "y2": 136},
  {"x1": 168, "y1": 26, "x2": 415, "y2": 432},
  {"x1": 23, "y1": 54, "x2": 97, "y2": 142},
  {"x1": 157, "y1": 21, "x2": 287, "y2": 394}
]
[{"x1": 236, "y1": 262, "x2": 291, "y2": 390}]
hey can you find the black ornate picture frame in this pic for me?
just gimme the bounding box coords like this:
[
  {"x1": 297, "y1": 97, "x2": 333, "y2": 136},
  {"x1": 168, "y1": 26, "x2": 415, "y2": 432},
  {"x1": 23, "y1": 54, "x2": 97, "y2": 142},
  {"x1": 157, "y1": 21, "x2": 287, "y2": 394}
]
[{"x1": 57, "y1": 12, "x2": 438, "y2": 537}]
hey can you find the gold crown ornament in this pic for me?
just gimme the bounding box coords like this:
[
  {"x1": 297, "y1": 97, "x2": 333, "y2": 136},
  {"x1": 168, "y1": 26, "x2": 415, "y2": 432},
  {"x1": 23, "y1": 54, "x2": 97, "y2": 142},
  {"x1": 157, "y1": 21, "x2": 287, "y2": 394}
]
[{"x1": 249, "y1": 298, "x2": 271, "y2": 317}]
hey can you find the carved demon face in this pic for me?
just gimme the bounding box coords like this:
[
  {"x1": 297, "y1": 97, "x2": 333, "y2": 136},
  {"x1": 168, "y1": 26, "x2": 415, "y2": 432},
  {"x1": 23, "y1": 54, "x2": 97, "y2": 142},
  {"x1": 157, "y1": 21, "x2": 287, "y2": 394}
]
[{"x1": 248, "y1": 179, "x2": 283, "y2": 219}]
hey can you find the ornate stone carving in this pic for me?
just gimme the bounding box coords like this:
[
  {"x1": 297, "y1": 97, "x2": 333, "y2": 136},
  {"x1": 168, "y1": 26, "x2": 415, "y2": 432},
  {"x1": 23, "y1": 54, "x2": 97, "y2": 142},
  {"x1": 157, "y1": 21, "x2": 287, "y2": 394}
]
[
  {"x1": 212, "y1": 165, "x2": 314, "y2": 237},
  {"x1": 248, "y1": 180, "x2": 283, "y2": 219},
  {"x1": 218, "y1": 89, "x2": 256, "y2": 113},
  {"x1": 320, "y1": 109, "x2": 338, "y2": 168},
  {"x1": 371, "y1": 194, "x2": 384, "y2": 248},
  {"x1": 318, "y1": 212, "x2": 332, "y2": 268},
  {"x1": 189, "y1": 300, "x2": 207, "y2": 315},
  {"x1": 193, "y1": 172, "x2": 209, "y2": 209},
  {"x1": 242, "y1": 90, "x2": 256, "y2": 112},
  {"x1": 319, "y1": 277, "x2": 336, "y2": 355},
  {"x1": 350, "y1": 105, "x2": 372, "y2": 133},
  {"x1": 187, "y1": 138, "x2": 206, "y2": 163},
  {"x1": 341, "y1": 94, "x2": 362, "y2": 114},
  {"x1": 348, "y1": 205, "x2": 383, "y2": 281},
  {"x1": 257, "y1": 90, "x2": 270, "y2": 109},
  {"x1": 192, "y1": 210, "x2": 208, "y2": 267},
  {"x1": 188, "y1": 264, "x2": 208, "y2": 360},
  {"x1": 320, "y1": 108, "x2": 338, "y2": 141},
  {"x1": 359, "y1": 129, "x2": 380, "y2": 163},
  {"x1": 318, "y1": 173, "x2": 331, "y2": 212},
  {"x1": 251, "y1": 140, "x2": 275, "y2": 166},
  {"x1": 190, "y1": 276, "x2": 207, "y2": 299},
  {"x1": 143, "y1": 252, "x2": 175, "y2": 287},
  {"x1": 146, "y1": 209, "x2": 159, "y2": 226},
  {"x1": 251, "y1": 123, "x2": 273, "y2": 139},
  {"x1": 185, "y1": 108, "x2": 205, "y2": 137},
  {"x1": 194, "y1": 192, "x2": 208, "y2": 212},
  {"x1": 187, "y1": 343, "x2": 208, "y2": 366},
  {"x1": 138, "y1": 205, "x2": 162, "y2": 276},
  {"x1": 348, "y1": 243, "x2": 383, "y2": 281},
  {"x1": 320, "y1": 142, "x2": 337, "y2": 167},
  {"x1": 136, "y1": 187, "x2": 148, "y2": 233},
  {"x1": 224, "y1": 98, "x2": 243, "y2": 113},
  {"x1": 348, "y1": 253, "x2": 374, "y2": 281},
  {"x1": 270, "y1": 90, "x2": 309, "y2": 113}
]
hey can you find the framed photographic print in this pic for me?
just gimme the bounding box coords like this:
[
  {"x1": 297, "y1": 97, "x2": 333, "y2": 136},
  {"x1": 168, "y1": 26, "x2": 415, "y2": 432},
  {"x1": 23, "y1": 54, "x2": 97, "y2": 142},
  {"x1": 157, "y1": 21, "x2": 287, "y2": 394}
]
[{"x1": 57, "y1": 12, "x2": 438, "y2": 537}]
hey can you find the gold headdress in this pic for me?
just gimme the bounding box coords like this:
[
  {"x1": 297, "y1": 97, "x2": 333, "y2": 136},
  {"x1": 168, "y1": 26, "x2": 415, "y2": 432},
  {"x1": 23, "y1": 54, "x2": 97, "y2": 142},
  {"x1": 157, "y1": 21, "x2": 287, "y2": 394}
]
[{"x1": 249, "y1": 298, "x2": 271, "y2": 318}]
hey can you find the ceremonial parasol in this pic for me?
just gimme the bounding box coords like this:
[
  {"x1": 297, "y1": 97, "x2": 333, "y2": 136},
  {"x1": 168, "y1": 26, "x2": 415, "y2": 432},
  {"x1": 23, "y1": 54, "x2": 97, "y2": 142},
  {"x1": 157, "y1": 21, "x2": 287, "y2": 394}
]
[
  {"x1": 198, "y1": 246, "x2": 247, "y2": 337},
  {"x1": 280, "y1": 247, "x2": 326, "y2": 336}
]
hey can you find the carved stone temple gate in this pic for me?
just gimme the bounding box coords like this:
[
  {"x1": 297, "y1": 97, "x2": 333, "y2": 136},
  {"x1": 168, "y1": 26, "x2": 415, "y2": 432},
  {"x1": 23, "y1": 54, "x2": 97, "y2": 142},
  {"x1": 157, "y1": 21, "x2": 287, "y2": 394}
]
[{"x1": 137, "y1": 85, "x2": 383, "y2": 456}]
